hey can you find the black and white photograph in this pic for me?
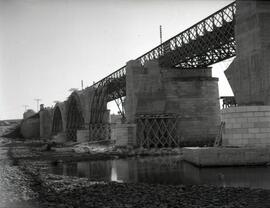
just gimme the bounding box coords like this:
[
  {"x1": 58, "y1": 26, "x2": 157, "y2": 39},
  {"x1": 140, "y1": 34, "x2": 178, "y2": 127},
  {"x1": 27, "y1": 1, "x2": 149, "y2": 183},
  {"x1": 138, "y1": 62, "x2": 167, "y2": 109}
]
[{"x1": 1, "y1": 0, "x2": 270, "y2": 207}]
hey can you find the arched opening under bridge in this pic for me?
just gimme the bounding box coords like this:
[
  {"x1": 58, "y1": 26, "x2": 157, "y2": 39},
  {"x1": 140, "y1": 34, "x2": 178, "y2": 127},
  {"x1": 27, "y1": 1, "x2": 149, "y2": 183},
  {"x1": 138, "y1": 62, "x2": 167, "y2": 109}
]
[
  {"x1": 66, "y1": 93, "x2": 84, "y2": 141},
  {"x1": 89, "y1": 86, "x2": 111, "y2": 141},
  {"x1": 51, "y1": 106, "x2": 63, "y2": 135}
]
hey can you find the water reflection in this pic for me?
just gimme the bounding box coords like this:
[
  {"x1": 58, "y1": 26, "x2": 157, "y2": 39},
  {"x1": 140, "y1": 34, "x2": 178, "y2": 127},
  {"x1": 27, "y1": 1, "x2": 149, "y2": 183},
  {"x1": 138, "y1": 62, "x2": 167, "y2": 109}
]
[{"x1": 50, "y1": 156, "x2": 270, "y2": 189}]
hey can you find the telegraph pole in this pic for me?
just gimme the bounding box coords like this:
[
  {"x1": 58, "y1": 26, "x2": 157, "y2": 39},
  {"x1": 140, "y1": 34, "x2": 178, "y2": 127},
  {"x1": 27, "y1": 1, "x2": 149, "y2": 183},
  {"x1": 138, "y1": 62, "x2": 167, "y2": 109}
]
[
  {"x1": 160, "y1": 25, "x2": 163, "y2": 45},
  {"x1": 22, "y1": 105, "x2": 29, "y2": 112},
  {"x1": 81, "y1": 80, "x2": 84, "y2": 90},
  {"x1": 34, "y1": 98, "x2": 42, "y2": 112}
]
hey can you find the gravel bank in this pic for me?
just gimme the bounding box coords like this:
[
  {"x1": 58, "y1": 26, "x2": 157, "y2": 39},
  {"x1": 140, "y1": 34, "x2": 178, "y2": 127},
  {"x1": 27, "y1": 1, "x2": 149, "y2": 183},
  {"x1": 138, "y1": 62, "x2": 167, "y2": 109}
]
[
  {"x1": 19, "y1": 163, "x2": 270, "y2": 208},
  {"x1": 6, "y1": 139, "x2": 270, "y2": 208},
  {"x1": 0, "y1": 144, "x2": 40, "y2": 207}
]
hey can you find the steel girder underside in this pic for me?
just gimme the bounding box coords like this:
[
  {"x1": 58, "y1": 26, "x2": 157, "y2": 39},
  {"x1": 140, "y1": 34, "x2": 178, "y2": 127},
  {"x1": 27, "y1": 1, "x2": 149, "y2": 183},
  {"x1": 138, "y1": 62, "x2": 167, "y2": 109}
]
[
  {"x1": 89, "y1": 76, "x2": 126, "y2": 140},
  {"x1": 91, "y1": 2, "x2": 236, "y2": 105}
]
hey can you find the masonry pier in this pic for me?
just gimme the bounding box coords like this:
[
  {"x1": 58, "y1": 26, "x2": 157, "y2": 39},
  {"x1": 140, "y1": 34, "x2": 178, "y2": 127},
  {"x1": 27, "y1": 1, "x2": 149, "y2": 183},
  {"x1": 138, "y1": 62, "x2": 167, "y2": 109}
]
[
  {"x1": 183, "y1": 0, "x2": 270, "y2": 167},
  {"x1": 120, "y1": 60, "x2": 220, "y2": 147}
]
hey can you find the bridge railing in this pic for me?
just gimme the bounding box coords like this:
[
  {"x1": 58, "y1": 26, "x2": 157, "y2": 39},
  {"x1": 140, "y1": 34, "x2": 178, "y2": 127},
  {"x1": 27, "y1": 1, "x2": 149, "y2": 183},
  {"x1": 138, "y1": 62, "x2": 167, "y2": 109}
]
[
  {"x1": 138, "y1": 2, "x2": 236, "y2": 66},
  {"x1": 92, "y1": 1, "x2": 236, "y2": 89}
]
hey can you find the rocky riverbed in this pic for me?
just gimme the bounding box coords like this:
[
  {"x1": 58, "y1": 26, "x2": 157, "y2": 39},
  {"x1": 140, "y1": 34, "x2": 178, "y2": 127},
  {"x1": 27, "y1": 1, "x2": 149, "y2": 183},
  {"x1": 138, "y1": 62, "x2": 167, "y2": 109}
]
[{"x1": 2, "y1": 138, "x2": 270, "y2": 207}]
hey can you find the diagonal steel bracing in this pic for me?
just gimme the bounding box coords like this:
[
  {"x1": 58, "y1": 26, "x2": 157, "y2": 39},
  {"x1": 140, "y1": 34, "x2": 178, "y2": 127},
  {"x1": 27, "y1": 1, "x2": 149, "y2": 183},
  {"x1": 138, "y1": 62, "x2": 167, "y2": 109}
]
[
  {"x1": 91, "y1": 2, "x2": 236, "y2": 104},
  {"x1": 88, "y1": 1, "x2": 237, "y2": 136}
]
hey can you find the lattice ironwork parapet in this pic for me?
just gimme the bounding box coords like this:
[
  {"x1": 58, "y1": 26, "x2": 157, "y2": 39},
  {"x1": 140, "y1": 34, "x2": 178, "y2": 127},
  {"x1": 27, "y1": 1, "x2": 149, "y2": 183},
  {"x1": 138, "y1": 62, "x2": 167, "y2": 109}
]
[
  {"x1": 136, "y1": 114, "x2": 180, "y2": 148},
  {"x1": 90, "y1": 1, "x2": 236, "y2": 94}
]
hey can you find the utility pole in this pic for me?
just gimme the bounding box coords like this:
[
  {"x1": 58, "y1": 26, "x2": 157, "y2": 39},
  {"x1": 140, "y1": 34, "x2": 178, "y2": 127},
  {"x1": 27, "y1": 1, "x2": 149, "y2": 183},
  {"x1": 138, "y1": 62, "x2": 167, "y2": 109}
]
[
  {"x1": 22, "y1": 105, "x2": 29, "y2": 112},
  {"x1": 81, "y1": 80, "x2": 84, "y2": 90},
  {"x1": 160, "y1": 25, "x2": 163, "y2": 45},
  {"x1": 34, "y1": 98, "x2": 42, "y2": 112}
]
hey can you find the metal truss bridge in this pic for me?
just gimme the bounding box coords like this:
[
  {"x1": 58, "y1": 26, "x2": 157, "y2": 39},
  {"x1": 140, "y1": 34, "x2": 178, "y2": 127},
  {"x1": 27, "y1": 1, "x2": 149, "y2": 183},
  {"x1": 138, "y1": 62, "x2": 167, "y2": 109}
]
[{"x1": 89, "y1": 1, "x2": 236, "y2": 125}]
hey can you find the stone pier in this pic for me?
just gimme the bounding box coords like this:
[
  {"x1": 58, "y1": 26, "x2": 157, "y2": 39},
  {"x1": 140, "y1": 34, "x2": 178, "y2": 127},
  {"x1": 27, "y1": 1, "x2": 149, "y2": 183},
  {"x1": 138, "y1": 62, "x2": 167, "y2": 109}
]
[
  {"x1": 225, "y1": 1, "x2": 270, "y2": 105},
  {"x1": 184, "y1": 0, "x2": 270, "y2": 167},
  {"x1": 124, "y1": 60, "x2": 220, "y2": 147}
]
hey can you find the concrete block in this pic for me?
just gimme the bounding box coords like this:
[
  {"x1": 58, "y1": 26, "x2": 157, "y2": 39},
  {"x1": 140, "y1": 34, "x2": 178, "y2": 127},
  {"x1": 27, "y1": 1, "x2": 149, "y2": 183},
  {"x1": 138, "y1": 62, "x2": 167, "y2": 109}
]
[
  {"x1": 259, "y1": 133, "x2": 270, "y2": 139},
  {"x1": 242, "y1": 112, "x2": 254, "y2": 117},
  {"x1": 248, "y1": 128, "x2": 260, "y2": 134},
  {"x1": 260, "y1": 128, "x2": 270, "y2": 133},
  {"x1": 248, "y1": 117, "x2": 259, "y2": 122},
  {"x1": 254, "y1": 112, "x2": 265, "y2": 117},
  {"x1": 254, "y1": 121, "x2": 270, "y2": 128},
  {"x1": 258, "y1": 106, "x2": 270, "y2": 111},
  {"x1": 233, "y1": 134, "x2": 242, "y2": 139},
  {"x1": 258, "y1": 117, "x2": 270, "y2": 122},
  {"x1": 244, "y1": 106, "x2": 259, "y2": 112},
  {"x1": 242, "y1": 133, "x2": 253, "y2": 139},
  {"x1": 232, "y1": 123, "x2": 242, "y2": 128},
  {"x1": 241, "y1": 122, "x2": 253, "y2": 128}
]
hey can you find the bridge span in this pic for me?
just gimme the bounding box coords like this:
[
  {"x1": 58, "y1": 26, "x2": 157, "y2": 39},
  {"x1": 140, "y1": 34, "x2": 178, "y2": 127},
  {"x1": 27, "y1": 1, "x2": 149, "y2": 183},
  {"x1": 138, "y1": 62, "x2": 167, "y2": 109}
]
[
  {"x1": 21, "y1": 0, "x2": 270, "y2": 148},
  {"x1": 34, "y1": 1, "x2": 237, "y2": 147}
]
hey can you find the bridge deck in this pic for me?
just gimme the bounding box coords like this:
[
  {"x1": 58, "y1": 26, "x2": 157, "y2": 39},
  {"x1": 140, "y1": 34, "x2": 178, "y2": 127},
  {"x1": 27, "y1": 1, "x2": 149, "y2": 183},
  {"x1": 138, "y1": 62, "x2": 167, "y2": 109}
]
[{"x1": 92, "y1": 1, "x2": 236, "y2": 102}]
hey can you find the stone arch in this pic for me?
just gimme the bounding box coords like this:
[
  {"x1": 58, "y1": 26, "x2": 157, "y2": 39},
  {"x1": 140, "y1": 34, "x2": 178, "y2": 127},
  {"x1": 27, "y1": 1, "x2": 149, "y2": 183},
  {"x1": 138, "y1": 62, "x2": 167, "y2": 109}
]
[
  {"x1": 51, "y1": 106, "x2": 63, "y2": 135},
  {"x1": 66, "y1": 92, "x2": 85, "y2": 141}
]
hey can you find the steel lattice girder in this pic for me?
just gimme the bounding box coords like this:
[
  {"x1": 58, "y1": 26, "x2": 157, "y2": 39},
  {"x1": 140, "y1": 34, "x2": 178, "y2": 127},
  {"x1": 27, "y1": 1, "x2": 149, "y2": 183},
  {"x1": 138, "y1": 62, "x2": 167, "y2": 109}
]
[
  {"x1": 66, "y1": 95, "x2": 84, "y2": 140},
  {"x1": 52, "y1": 106, "x2": 63, "y2": 134},
  {"x1": 91, "y1": 1, "x2": 236, "y2": 101},
  {"x1": 159, "y1": 16, "x2": 235, "y2": 68}
]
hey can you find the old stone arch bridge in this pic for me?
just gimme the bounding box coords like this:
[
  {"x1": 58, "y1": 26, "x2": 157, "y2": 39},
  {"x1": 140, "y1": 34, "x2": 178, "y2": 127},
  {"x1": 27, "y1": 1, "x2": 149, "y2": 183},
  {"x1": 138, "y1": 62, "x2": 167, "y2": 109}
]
[{"x1": 35, "y1": 0, "x2": 270, "y2": 148}]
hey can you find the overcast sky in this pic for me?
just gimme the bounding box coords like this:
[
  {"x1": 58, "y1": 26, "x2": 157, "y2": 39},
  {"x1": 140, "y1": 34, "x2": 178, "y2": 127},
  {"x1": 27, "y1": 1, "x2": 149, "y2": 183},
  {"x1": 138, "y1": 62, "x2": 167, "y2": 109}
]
[{"x1": 0, "y1": 0, "x2": 234, "y2": 120}]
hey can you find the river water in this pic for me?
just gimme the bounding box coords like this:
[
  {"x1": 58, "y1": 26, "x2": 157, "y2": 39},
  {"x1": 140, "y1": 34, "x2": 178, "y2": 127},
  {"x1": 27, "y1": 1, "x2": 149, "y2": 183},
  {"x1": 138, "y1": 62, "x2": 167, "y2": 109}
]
[{"x1": 49, "y1": 155, "x2": 270, "y2": 190}]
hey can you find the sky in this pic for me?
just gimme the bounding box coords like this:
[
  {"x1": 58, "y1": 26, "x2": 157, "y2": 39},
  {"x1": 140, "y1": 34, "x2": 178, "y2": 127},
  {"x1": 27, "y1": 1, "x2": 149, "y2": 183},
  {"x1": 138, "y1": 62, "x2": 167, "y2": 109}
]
[{"x1": 0, "y1": 0, "x2": 234, "y2": 120}]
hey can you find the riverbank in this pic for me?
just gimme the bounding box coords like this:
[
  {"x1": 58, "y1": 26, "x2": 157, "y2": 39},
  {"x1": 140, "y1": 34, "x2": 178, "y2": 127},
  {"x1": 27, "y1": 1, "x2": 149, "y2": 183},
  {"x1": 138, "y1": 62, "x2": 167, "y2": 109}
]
[
  {"x1": 16, "y1": 161, "x2": 270, "y2": 208},
  {"x1": 0, "y1": 139, "x2": 40, "y2": 208},
  {"x1": 6, "y1": 139, "x2": 183, "y2": 163},
  {"x1": 4, "y1": 138, "x2": 270, "y2": 207}
]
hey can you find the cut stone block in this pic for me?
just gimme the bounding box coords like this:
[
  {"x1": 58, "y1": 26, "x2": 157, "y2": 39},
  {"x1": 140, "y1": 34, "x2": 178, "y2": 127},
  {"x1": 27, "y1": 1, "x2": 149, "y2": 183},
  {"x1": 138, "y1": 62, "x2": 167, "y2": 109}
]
[{"x1": 183, "y1": 147, "x2": 270, "y2": 167}]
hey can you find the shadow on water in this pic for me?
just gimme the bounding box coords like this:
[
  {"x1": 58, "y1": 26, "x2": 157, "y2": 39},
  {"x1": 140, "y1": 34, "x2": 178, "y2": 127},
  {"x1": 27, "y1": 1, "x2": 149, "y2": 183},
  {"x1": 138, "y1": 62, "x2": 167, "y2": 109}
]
[{"x1": 48, "y1": 156, "x2": 270, "y2": 189}]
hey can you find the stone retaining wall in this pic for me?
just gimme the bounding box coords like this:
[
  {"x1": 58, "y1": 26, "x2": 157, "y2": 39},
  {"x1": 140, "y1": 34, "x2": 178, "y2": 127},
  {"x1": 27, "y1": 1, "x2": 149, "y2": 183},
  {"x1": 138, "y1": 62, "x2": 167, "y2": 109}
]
[{"x1": 221, "y1": 106, "x2": 270, "y2": 146}]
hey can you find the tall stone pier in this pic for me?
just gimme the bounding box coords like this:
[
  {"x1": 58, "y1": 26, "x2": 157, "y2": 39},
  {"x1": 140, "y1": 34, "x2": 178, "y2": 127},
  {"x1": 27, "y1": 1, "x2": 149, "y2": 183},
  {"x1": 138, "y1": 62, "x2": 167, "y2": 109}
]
[
  {"x1": 184, "y1": 0, "x2": 270, "y2": 165},
  {"x1": 123, "y1": 60, "x2": 220, "y2": 147},
  {"x1": 225, "y1": 0, "x2": 270, "y2": 105},
  {"x1": 222, "y1": 0, "x2": 270, "y2": 147}
]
